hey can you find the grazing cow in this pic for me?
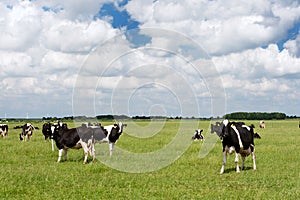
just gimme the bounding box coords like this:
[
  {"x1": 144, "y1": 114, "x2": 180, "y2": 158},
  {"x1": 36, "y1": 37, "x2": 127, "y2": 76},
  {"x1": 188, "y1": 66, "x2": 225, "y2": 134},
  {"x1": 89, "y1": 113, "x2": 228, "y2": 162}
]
[
  {"x1": 0, "y1": 124, "x2": 8, "y2": 137},
  {"x1": 91, "y1": 122, "x2": 126, "y2": 156},
  {"x1": 211, "y1": 120, "x2": 258, "y2": 174},
  {"x1": 19, "y1": 123, "x2": 35, "y2": 141},
  {"x1": 52, "y1": 123, "x2": 95, "y2": 164},
  {"x1": 192, "y1": 129, "x2": 204, "y2": 141},
  {"x1": 260, "y1": 120, "x2": 265, "y2": 128}
]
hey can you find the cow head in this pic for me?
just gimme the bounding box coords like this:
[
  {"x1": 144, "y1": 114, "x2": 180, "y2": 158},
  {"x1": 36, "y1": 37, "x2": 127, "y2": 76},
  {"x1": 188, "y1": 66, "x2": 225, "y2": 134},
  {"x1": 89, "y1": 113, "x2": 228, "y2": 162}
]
[
  {"x1": 211, "y1": 122, "x2": 224, "y2": 139},
  {"x1": 51, "y1": 122, "x2": 68, "y2": 140},
  {"x1": 192, "y1": 129, "x2": 204, "y2": 140},
  {"x1": 109, "y1": 122, "x2": 126, "y2": 143}
]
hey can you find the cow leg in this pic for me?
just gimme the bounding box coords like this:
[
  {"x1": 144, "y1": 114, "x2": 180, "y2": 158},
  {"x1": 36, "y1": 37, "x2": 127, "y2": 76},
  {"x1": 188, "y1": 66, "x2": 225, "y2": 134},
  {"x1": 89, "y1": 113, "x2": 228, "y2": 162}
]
[
  {"x1": 89, "y1": 144, "x2": 95, "y2": 162},
  {"x1": 241, "y1": 155, "x2": 246, "y2": 170},
  {"x1": 81, "y1": 143, "x2": 89, "y2": 164},
  {"x1": 87, "y1": 140, "x2": 95, "y2": 162},
  {"x1": 57, "y1": 149, "x2": 64, "y2": 162},
  {"x1": 252, "y1": 151, "x2": 257, "y2": 170},
  {"x1": 51, "y1": 139, "x2": 54, "y2": 152},
  {"x1": 235, "y1": 153, "x2": 240, "y2": 173},
  {"x1": 109, "y1": 142, "x2": 114, "y2": 156},
  {"x1": 220, "y1": 150, "x2": 227, "y2": 174},
  {"x1": 83, "y1": 151, "x2": 88, "y2": 164},
  {"x1": 64, "y1": 149, "x2": 67, "y2": 161}
]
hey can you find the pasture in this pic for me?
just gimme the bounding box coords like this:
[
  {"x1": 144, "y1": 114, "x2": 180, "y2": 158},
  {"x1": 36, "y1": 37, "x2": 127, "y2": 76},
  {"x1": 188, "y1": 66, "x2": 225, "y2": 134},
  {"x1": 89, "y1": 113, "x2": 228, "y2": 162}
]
[{"x1": 0, "y1": 119, "x2": 299, "y2": 199}]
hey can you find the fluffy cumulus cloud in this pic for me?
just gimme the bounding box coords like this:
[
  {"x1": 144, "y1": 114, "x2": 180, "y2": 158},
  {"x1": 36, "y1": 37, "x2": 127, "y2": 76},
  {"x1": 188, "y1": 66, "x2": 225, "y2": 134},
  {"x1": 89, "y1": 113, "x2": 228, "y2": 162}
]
[
  {"x1": 284, "y1": 31, "x2": 300, "y2": 57},
  {"x1": 0, "y1": 0, "x2": 118, "y2": 117},
  {"x1": 0, "y1": 0, "x2": 300, "y2": 118},
  {"x1": 127, "y1": 0, "x2": 300, "y2": 55},
  {"x1": 125, "y1": 0, "x2": 300, "y2": 116}
]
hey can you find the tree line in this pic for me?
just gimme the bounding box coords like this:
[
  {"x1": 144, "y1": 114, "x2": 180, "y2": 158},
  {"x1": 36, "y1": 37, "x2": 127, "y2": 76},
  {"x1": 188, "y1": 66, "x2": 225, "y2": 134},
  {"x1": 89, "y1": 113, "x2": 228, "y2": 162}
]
[{"x1": 224, "y1": 112, "x2": 287, "y2": 120}]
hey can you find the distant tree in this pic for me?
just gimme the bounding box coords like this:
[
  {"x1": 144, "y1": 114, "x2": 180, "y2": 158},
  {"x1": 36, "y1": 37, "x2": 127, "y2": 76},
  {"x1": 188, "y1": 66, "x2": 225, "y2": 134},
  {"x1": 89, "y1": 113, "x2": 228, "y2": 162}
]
[{"x1": 224, "y1": 112, "x2": 286, "y2": 120}]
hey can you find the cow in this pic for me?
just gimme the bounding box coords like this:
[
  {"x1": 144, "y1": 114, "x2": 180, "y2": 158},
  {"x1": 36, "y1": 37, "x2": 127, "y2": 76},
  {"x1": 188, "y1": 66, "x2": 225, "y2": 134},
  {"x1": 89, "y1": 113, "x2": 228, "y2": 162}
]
[
  {"x1": 0, "y1": 124, "x2": 8, "y2": 137},
  {"x1": 42, "y1": 122, "x2": 52, "y2": 140},
  {"x1": 90, "y1": 122, "x2": 126, "y2": 156},
  {"x1": 42, "y1": 122, "x2": 58, "y2": 151},
  {"x1": 211, "y1": 120, "x2": 258, "y2": 174},
  {"x1": 19, "y1": 123, "x2": 35, "y2": 141},
  {"x1": 260, "y1": 120, "x2": 265, "y2": 128},
  {"x1": 192, "y1": 129, "x2": 204, "y2": 141},
  {"x1": 52, "y1": 123, "x2": 95, "y2": 164}
]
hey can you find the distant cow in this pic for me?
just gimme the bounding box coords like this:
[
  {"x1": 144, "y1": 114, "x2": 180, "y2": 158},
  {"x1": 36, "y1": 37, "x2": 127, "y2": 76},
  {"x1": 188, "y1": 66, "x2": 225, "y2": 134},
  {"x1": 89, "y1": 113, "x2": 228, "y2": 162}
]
[
  {"x1": 192, "y1": 129, "x2": 204, "y2": 141},
  {"x1": 19, "y1": 123, "x2": 35, "y2": 141},
  {"x1": 260, "y1": 120, "x2": 265, "y2": 128},
  {"x1": 211, "y1": 120, "x2": 258, "y2": 174},
  {"x1": 0, "y1": 124, "x2": 8, "y2": 137},
  {"x1": 52, "y1": 123, "x2": 95, "y2": 164},
  {"x1": 91, "y1": 122, "x2": 126, "y2": 156}
]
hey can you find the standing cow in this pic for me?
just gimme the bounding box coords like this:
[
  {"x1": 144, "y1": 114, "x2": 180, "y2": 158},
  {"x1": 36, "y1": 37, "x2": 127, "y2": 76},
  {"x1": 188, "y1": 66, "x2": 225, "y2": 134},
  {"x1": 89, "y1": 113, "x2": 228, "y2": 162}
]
[
  {"x1": 0, "y1": 124, "x2": 8, "y2": 137},
  {"x1": 52, "y1": 123, "x2": 96, "y2": 164},
  {"x1": 19, "y1": 123, "x2": 35, "y2": 141},
  {"x1": 42, "y1": 122, "x2": 57, "y2": 151},
  {"x1": 211, "y1": 120, "x2": 258, "y2": 174}
]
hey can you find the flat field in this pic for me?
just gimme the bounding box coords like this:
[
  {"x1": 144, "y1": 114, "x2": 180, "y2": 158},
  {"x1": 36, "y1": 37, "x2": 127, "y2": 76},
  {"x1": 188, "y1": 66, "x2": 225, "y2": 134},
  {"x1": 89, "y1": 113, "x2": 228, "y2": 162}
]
[{"x1": 0, "y1": 119, "x2": 299, "y2": 199}]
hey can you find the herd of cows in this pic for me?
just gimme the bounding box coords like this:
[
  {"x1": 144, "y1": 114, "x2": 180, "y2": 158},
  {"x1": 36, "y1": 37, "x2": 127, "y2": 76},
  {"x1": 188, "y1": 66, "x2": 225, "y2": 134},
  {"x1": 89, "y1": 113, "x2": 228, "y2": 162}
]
[
  {"x1": 0, "y1": 119, "x2": 273, "y2": 174},
  {"x1": 0, "y1": 121, "x2": 126, "y2": 164}
]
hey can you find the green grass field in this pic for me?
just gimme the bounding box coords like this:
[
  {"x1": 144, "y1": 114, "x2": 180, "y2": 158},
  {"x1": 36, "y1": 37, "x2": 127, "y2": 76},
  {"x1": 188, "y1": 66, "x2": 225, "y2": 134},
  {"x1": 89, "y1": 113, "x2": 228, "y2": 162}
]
[{"x1": 0, "y1": 119, "x2": 299, "y2": 199}]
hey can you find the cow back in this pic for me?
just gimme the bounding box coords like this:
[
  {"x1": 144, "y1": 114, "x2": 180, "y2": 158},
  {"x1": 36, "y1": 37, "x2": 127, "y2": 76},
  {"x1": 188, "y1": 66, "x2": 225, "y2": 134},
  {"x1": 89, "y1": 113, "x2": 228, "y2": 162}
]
[{"x1": 55, "y1": 128, "x2": 80, "y2": 149}]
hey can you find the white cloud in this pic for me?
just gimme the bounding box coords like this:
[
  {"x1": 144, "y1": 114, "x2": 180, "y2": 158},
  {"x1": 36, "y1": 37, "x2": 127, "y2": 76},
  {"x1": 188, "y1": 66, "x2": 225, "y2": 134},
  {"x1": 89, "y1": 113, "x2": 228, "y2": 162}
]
[
  {"x1": 0, "y1": 1, "x2": 42, "y2": 51},
  {"x1": 284, "y1": 31, "x2": 300, "y2": 57},
  {"x1": 42, "y1": 16, "x2": 118, "y2": 53},
  {"x1": 0, "y1": 0, "x2": 300, "y2": 117},
  {"x1": 127, "y1": 0, "x2": 300, "y2": 55},
  {"x1": 213, "y1": 44, "x2": 300, "y2": 79}
]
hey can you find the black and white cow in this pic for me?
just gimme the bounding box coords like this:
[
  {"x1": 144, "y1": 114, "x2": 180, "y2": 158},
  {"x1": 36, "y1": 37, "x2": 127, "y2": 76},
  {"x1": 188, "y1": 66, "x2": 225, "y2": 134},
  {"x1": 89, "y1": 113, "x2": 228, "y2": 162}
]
[
  {"x1": 0, "y1": 124, "x2": 8, "y2": 137},
  {"x1": 211, "y1": 120, "x2": 258, "y2": 174},
  {"x1": 90, "y1": 122, "x2": 126, "y2": 156},
  {"x1": 260, "y1": 120, "x2": 265, "y2": 128},
  {"x1": 52, "y1": 123, "x2": 95, "y2": 164},
  {"x1": 42, "y1": 122, "x2": 57, "y2": 151},
  {"x1": 192, "y1": 129, "x2": 204, "y2": 141},
  {"x1": 42, "y1": 122, "x2": 52, "y2": 140},
  {"x1": 19, "y1": 123, "x2": 35, "y2": 141}
]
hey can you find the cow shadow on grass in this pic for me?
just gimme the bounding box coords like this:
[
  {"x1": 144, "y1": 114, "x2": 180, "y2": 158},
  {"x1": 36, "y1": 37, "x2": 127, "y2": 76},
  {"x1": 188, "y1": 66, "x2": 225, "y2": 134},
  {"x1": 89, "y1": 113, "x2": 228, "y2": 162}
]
[{"x1": 223, "y1": 166, "x2": 253, "y2": 173}]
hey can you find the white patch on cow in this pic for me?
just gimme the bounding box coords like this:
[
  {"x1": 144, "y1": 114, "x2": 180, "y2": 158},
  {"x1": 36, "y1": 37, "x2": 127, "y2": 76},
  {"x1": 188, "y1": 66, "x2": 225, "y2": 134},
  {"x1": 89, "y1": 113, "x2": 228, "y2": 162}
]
[
  {"x1": 223, "y1": 119, "x2": 229, "y2": 126},
  {"x1": 242, "y1": 125, "x2": 250, "y2": 131},
  {"x1": 231, "y1": 125, "x2": 243, "y2": 149},
  {"x1": 51, "y1": 126, "x2": 55, "y2": 133},
  {"x1": 229, "y1": 146, "x2": 235, "y2": 154},
  {"x1": 104, "y1": 125, "x2": 114, "y2": 135}
]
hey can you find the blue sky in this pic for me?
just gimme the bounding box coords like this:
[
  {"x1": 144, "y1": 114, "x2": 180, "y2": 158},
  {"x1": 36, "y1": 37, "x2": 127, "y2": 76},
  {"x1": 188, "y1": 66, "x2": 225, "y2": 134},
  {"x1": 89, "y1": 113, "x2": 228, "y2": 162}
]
[{"x1": 0, "y1": 0, "x2": 299, "y2": 118}]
